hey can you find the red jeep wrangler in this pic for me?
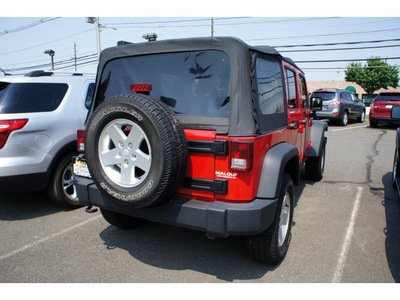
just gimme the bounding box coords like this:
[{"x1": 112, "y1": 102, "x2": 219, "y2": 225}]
[{"x1": 73, "y1": 37, "x2": 327, "y2": 265}]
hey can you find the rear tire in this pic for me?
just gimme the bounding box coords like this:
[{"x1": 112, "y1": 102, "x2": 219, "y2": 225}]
[
  {"x1": 338, "y1": 111, "x2": 348, "y2": 126},
  {"x1": 47, "y1": 154, "x2": 82, "y2": 209},
  {"x1": 246, "y1": 174, "x2": 294, "y2": 265},
  {"x1": 357, "y1": 110, "x2": 365, "y2": 123},
  {"x1": 100, "y1": 208, "x2": 146, "y2": 229},
  {"x1": 369, "y1": 118, "x2": 378, "y2": 128}
]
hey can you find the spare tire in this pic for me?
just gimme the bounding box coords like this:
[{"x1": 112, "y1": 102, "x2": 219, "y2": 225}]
[{"x1": 85, "y1": 93, "x2": 188, "y2": 208}]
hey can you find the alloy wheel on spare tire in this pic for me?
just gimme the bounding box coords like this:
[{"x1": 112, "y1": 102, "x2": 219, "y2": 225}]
[{"x1": 85, "y1": 94, "x2": 188, "y2": 208}]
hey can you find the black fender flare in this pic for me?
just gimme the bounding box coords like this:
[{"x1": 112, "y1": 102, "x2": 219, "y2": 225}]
[
  {"x1": 256, "y1": 143, "x2": 299, "y2": 199},
  {"x1": 309, "y1": 120, "x2": 328, "y2": 157}
]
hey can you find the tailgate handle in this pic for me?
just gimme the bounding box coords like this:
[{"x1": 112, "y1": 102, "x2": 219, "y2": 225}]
[
  {"x1": 183, "y1": 177, "x2": 228, "y2": 194},
  {"x1": 188, "y1": 140, "x2": 228, "y2": 155}
]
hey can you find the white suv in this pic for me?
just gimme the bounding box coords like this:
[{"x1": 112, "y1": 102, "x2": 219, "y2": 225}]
[{"x1": 0, "y1": 70, "x2": 95, "y2": 208}]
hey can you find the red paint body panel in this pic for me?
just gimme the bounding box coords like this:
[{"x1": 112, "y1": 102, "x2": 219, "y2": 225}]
[
  {"x1": 176, "y1": 128, "x2": 289, "y2": 203},
  {"x1": 176, "y1": 129, "x2": 216, "y2": 199}
]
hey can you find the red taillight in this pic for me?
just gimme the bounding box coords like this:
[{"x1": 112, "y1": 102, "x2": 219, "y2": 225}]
[
  {"x1": 130, "y1": 84, "x2": 152, "y2": 92},
  {"x1": 329, "y1": 100, "x2": 341, "y2": 106},
  {"x1": 77, "y1": 129, "x2": 86, "y2": 153},
  {"x1": 230, "y1": 140, "x2": 253, "y2": 171},
  {"x1": 0, "y1": 119, "x2": 28, "y2": 149}
]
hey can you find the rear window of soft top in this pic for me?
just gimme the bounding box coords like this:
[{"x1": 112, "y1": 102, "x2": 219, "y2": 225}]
[{"x1": 96, "y1": 50, "x2": 231, "y2": 117}]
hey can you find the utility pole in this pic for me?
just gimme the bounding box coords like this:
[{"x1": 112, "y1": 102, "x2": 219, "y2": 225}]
[
  {"x1": 86, "y1": 17, "x2": 101, "y2": 59},
  {"x1": 74, "y1": 42, "x2": 77, "y2": 71},
  {"x1": 337, "y1": 69, "x2": 340, "y2": 88},
  {"x1": 211, "y1": 17, "x2": 214, "y2": 38},
  {"x1": 95, "y1": 18, "x2": 101, "y2": 59}
]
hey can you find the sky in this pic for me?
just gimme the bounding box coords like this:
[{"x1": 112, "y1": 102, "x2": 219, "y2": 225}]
[{"x1": 1, "y1": 1, "x2": 399, "y2": 82}]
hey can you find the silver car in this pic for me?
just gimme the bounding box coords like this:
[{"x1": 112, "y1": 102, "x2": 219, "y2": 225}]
[
  {"x1": 0, "y1": 70, "x2": 95, "y2": 208},
  {"x1": 311, "y1": 88, "x2": 366, "y2": 126}
]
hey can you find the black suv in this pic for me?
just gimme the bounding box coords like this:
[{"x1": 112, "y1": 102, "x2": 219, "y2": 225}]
[
  {"x1": 311, "y1": 88, "x2": 366, "y2": 126},
  {"x1": 73, "y1": 37, "x2": 326, "y2": 265}
]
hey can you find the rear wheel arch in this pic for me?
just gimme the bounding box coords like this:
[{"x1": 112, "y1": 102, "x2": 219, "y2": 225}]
[
  {"x1": 46, "y1": 141, "x2": 81, "y2": 208},
  {"x1": 309, "y1": 120, "x2": 328, "y2": 158},
  {"x1": 46, "y1": 141, "x2": 77, "y2": 181},
  {"x1": 256, "y1": 143, "x2": 299, "y2": 199}
]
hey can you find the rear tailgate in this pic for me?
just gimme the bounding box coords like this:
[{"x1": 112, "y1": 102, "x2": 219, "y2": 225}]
[
  {"x1": 176, "y1": 129, "x2": 223, "y2": 200},
  {"x1": 372, "y1": 100, "x2": 400, "y2": 117}
]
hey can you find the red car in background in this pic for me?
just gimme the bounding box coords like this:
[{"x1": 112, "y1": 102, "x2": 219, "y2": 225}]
[{"x1": 369, "y1": 92, "x2": 400, "y2": 128}]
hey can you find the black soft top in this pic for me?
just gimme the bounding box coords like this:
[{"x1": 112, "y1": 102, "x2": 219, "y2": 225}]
[
  {"x1": 92, "y1": 37, "x2": 300, "y2": 136},
  {"x1": 97, "y1": 37, "x2": 281, "y2": 68}
]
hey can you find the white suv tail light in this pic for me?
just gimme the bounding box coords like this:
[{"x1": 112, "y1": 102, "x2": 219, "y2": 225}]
[{"x1": 0, "y1": 119, "x2": 28, "y2": 149}]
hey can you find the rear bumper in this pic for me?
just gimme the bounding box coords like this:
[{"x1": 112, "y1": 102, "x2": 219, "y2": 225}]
[
  {"x1": 76, "y1": 176, "x2": 278, "y2": 238},
  {"x1": 369, "y1": 115, "x2": 400, "y2": 124},
  {"x1": 314, "y1": 110, "x2": 341, "y2": 120}
]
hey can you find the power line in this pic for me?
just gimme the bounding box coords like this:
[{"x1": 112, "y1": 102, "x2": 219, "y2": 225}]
[
  {"x1": 247, "y1": 28, "x2": 400, "y2": 41},
  {"x1": 3, "y1": 53, "x2": 97, "y2": 72},
  {"x1": 280, "y1": 44, "x2": 400, "y2": 53},
  {"x1": 295, "y1": 57, "x2": 400, "y2": 63},
  {"x1": 104, "y1": 17, "x2": 338, "y2": 28},
  {"x1": 55, "y1": 59, "x2": 98, "y2": 71},
  {"x1": 103, "y1": 17, "x2": 251, "y2": 26},
  {"x1": 0, "y1": 17, "x2": 61, "y2": 37},
  {"x1": 302, "y1": 65, "x2": 400, "y2": 70},
  {"x1": 273, "y1": 38, "x2": 400, "y2": 48},
  {"x1": 0, "y1": 28, "x2": 93, "y2": 56},
  {"x1": 209, "y1": 17, "x2": 340, "y2": 27}
]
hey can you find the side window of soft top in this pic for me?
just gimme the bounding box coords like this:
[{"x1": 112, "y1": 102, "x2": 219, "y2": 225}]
[
  {"x1": 285, "y1": 68, "x2": 297, "y2": 110},
  {"x1": 252, "y1": 53, "x2": 287, "y2": 133},
  {"x1": 299, "y1": 75, "x2": 308, "y2": 109}
]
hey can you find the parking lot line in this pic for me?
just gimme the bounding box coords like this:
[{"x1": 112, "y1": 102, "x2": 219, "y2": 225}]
[
  {"x1": 332, "y1": 186, "x2": 363, "y2": 283},
  {"x1": 0, "y1": 214, "x2": 101, "y2": 261},
  {"x1": 331, "y1": 125, "x2": 367, "y2": 132}
]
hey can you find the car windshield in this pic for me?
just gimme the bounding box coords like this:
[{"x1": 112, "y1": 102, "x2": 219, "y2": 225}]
[
  {"x1": 97, "y1": 50, "x2": 231, "y2": 117},
  {"x1": 0, "y1": 81, "x2": 68, "y2": 113},
  {"x1": 312, "y1": 92, "x2": 336, "y2": 101},
  {"x1": 374, "y1": 93, "x2": 400, "y2": 101}
]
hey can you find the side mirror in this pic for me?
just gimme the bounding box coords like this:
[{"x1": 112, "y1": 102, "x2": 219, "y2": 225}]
[{"x1": 310, "y1": 97, "x2": 323, "y2": 111}]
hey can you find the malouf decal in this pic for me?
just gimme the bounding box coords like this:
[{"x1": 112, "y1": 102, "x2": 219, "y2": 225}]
[{"x1": 215, "y1": 171, "x2": 237, "y2": 179}]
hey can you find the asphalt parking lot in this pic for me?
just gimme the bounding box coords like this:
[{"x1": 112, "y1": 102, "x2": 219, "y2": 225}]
[{"x1": 1, "y1": 120, "x2": 400, "y2": 283}]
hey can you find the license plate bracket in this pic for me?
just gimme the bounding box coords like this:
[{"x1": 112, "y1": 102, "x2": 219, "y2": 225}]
[{"x1": 73, "y1": 156, "x2": 91, "y2": 178}]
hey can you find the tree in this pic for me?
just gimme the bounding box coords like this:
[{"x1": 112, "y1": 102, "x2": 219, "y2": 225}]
[{"x1": 345, "y1": 56, "x2": 399, "y2": 101}]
